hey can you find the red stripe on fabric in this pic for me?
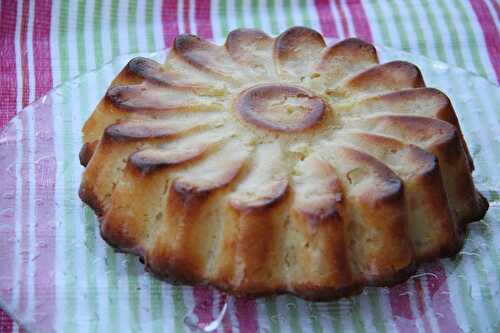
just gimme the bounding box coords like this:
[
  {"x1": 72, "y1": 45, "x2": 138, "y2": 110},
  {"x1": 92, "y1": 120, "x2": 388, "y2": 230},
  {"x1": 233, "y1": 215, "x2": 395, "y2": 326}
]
[
  {"x1": 33, "y1": 1, "x2": 55, "y2": 330},
  {"x1": 414, "y1": 279, "x2": 432, "y2": 333},
  {"x1": 389, "y1": 282, "x2": 418, "y2": 333},
  {"x1": 20, "y1": 0, "x2": 30, "y2": 108},
  {"x1": 0, "y1": 0, "x2": 18, "y2": 128},
  {"x1": 470, "y1": 0, "x2": 500, "y2": 82},
  {"x1": 162, "y1": 0, "x2": 179, "y2": 47},
  {"x1": 234, "y1": 298, "x2": 259, "y2": 333},
  {"x1": 195, "y1": 0, "x2": 213, "y2": 39},
  {"x1": 314, "y1": 0, "x2": 339, "y2": 38},
  {"x1": 183, "y1": 0, "x2": 190, "y2": 33},
  {"x1": 33, "y1": 0, "x2": 53, "y2": 99},
  {"x1": 345, "y1": 0, "x2": 373, "y2": 42},
  {"x1": 192, "y1": 287, "x2": 214, "y2": 328},
  {"x1": 0, "y1": 309, "x2": 14, "y2": 332},
  {"x1": 335, "y1": 0, "x2": 350, "y2": 37},
  {"x1": 425, "y1": 263, "x2": 461, "y2": 333}
]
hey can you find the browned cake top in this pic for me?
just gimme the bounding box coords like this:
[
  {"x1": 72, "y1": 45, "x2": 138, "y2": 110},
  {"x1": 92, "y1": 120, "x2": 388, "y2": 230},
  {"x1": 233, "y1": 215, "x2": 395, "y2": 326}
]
[{"x1": 79, "y1": 27, "x2": 488, "y2": 301}]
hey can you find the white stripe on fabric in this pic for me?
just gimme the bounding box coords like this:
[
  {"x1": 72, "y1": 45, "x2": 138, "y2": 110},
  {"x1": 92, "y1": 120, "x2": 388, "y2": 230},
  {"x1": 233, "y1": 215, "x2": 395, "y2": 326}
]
[
  {"x1": 392, "y1": 0, "x2": 420, "y2": 53},
  {"x1": 274, "y1": 0, "x2": 287, "y2": 32},
  {"x1": 14, "y1": 0, "x2": 23, "y2": 112},
  {"x1": 406, "y1": 279, "x2": 425, "y2": 333},
  {"x1": 152, "y1": 0, "x2": 165, "y2": 50},
  {"x1": 117, "y1": 0, "x2": 130, "y2": 54},
  {"x1": 259, "y1": 0, "x2": 273, "y2": 35},
  {"x1": 27, "y1": 0, "x2": 36, "y2": 102},
  {"x1": 242, "y1": 0, "x2": 254, "y2": 29},
  {"x1": 100, "y1": 0, "x2": 113, "y2": 63},
  {"x1": 360, "y1": 0, "x2": 384, "y2": 48},
  {"x1": 289, "y1": 0, "x2": 304, "y2": 26},
  {"x1": 305, "y1": 0, "x2": 321, "y2": 31},
  {"x1": 484, "y1": 0, "x2": 500, "y2": 27},
  {"x1": 136, "y1": 0, "x2": 148, "y2": 52},
  {"x1": 85, "y1": 0, "x2": 96, "y2": 70},
  {"x1": 177, "y1": 0, "x2": 185, "y2": 34},
  {"x1": 377, "y1": 0, "x2": 401, "y2": 48},
  {"x1": 327, "y1": 0, "x2": 342, "y2": 38},
  {"x1": 339, "y1": 0, "x2": 355, "y2": 37},
  {"x1": 358, "y1": 293, "x2": 375, "y2": 333},
  {"x1": 12, "y1": 117, "x2": 23, "y2": 312},
  {"x1": 408, "y1": 0, "x2": 439, "y2": 60},
  {"x1": 226, "y1": 0, "x2": 238, "y2": 33},
  {"x1": 189, "y1": 0, "x2": 197, "y2": 34},
  {"x1": 210, "y1": 0, "x2": 222, "y2": 41},
  {"x1": 420, "y1": 276, "x2": 440, "y2": 333}
]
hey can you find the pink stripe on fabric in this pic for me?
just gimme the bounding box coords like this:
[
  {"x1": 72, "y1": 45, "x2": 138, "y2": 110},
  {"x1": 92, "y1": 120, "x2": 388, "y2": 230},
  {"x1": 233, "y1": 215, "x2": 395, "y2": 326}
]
[
  {"x1": 389, "y1": 282, "x2": 418, "y2": 333},
  {"x1": 345, "y1": 0, "x2": 373, "y2": 42},
  {"x1": 195, "y1": 0, "x2": 213, "y2": 39},
  {"x1": 0, "y1": 0, "x2": 18, "y2": 128},
  {"x1": 470, "y1": 0, "x2": 500, "y2": 82},
  {"x1": 20, "y1": 0, "x2": 30, "y2": 108},
  {"x1": 414, "y1": 279, "x2": 432, "y2": 333},
  {"x1": 425, "y1": 263, "x2": 461, "y2": 333},
  {"x1": 162, "y1": 0, "x2": 179, "y2": 47},
  {"x1": 492, "y1": 0, "x2": 500, "y2": 20},
  {"x1": 0, "y1": 309, "x2": 14, "y2": 332},
  {"x1": 335, "y1": 0, "x2": 350, "y2": 37},
  {"x1": 192, "y1": 287, "x2": 214, "y2": 328},
  {"x1": 183, "y1": 0, "x2": 190, "y2": 33},
  {"x1": 33, "y1": 1, "x2": 55, "y2": 330},
  {"x1": 314, "y1": 0, "x2": 339, "y2": 38},
  {"x1": 33, "y1": 0, "x2": 53, "y2": 99},
  {"x1": 0, "y1": 0, "x2": 18, "y2": 310},
  {"x1": 234, "y1": 298, "x2": 259, "y2": 333}
]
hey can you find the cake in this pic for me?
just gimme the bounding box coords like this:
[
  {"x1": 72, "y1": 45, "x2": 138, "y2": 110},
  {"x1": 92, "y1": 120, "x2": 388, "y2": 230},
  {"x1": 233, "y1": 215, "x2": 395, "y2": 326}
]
[{"x1": 79, "y1": 27, "x2": 488, "y2": 300}]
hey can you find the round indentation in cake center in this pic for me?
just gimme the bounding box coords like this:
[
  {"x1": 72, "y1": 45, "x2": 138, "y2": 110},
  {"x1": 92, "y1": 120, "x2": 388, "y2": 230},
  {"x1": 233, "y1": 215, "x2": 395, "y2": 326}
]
[{"x1": 235, "y1": 84, "x2": 326, "y2": 132}]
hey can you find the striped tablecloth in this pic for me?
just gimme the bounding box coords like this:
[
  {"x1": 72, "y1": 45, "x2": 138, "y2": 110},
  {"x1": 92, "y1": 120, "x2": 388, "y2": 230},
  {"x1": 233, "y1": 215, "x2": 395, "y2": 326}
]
[{"x1": 0, "y1": 1, "x2": 498, "y2": 332}]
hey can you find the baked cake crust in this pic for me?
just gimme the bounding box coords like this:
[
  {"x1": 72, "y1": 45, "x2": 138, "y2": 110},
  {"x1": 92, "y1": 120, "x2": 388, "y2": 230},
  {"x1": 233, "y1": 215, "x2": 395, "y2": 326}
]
[{"x1": 79, "y1": 27, "x2": 488, "y2": 301}]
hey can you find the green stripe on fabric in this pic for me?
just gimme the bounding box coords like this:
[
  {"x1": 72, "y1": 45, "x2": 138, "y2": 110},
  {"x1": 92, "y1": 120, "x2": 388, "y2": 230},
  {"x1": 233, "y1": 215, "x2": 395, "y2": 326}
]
[
  {"x1": 59, "y1": 1, "x2": 76, "y2": 332},
  {"x1": 250, "y1": 0, "x2": 262, "y2": 29},
  {"x1": 219, "y1": 0, "x2": 229, "y2": 37},
  {"x1": 59, "y1": 0, "x2": 69, "y2": 81},
  {"x1": 111, "y1": 0, "x2": 119, "y2": 57},
  {"x1": 404, "y1": 1, "x2": 428, "y2": 55},
  {"x1": 84, "y1": 208, "x2": 99, "y2": 332},
  {"x1": 172, "y1": 287, "x2": 187, "y2": 333},
  {"x1": 369, "y1": 1, "x2": 392, "y2": 46},
  {"x1": 235, "y1": 0, "x2": 245, "y2": 27},
  {"x1": 265, "y1": 298, "x2": 280, "y2": 333},
  {"x1": 452, "y1": 0, "x2": 488, "y2": 77},
  {"x1": 105, "y1": 248, "x2": 120, "y2": 333},
  {"x1": 435, "y1": 0, "x2": 465, "y2": 67},
  {"x1": 367, "y1": 289, "x2": 386, "y2": 333},
  {"x1": 128, "y1": 0, "x2": 139, "y2": 53},
  {"x1": 93, "y1": 0, "x2": 103, "y2": 66},
  {"x1": 298, "y1": 0, "x2": 310, "y2": 28},
  {"x1": 150, "y1": 278, "x2": 164, "y2": 333},
  {"x1": 330, "y1": 303, "x2": 342, "y2": 333},
  {"x1": 283, "y1": 0, "x2": 294, "y2": 27},
  {"x1": 351, "y1": 298, "x2": 366, "y2": 333},
  {"x1": 126, "y1": 257, "x2": 141, "y2": 331},
  {"x1": 145, "y1": 0, "x2": 155, "y2": 52},
  {"x1": 266, "y1": 0, "x2": 279, "y2": 34},
  {"x1": 385, "y1": 0, "x2": 410, "y2": 51},
  {"x1": 77, "y1": 0, "x2": 87, "y2": 73},
  {"x1": 420, "y1": 0, "x2": 446, "y2": 61},
  {"x1": 307, "y1": 303, "x2": 322, "y2": 333},
  {"x1": 286, "y1": 296, "x2": 302, "y2": 333}
]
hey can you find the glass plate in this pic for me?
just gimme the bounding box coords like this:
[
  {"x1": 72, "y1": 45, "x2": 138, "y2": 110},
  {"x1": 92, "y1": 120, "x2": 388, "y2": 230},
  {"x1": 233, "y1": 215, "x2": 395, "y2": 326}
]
[{"x1": 0, "y1": 43, "x2": 499, "y2": 333}]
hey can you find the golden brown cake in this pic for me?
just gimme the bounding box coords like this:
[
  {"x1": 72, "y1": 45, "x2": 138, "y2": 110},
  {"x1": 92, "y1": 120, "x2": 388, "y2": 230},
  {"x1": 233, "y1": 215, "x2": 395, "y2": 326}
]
[{"x1": 79, "y1": 27, "x2": 488, "y2": 300}]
